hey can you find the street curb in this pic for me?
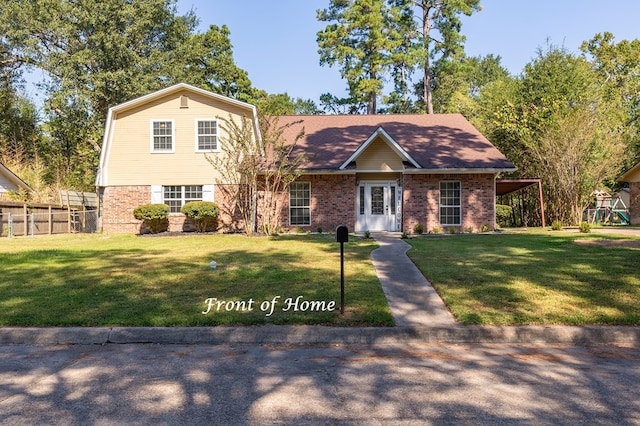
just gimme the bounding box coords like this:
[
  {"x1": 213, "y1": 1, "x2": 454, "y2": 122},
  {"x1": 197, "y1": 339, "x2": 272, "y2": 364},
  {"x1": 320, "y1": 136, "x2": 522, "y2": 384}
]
[{"x1": 0, "y1": 325, "x2": 638, "y2": 346}]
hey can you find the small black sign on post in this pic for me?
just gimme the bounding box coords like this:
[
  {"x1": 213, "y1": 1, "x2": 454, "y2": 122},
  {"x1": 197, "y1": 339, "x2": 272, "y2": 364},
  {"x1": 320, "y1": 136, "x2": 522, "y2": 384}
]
[{"x1": 335, "y1": 225, "x2": 349, "y2": 315}]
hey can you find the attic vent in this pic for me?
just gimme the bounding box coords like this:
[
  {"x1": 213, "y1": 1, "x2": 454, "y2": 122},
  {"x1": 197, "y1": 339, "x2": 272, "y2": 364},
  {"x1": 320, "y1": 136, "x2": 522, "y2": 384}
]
[{"x1": 180, "y1": 95, "x2": 189, "y2": 108}]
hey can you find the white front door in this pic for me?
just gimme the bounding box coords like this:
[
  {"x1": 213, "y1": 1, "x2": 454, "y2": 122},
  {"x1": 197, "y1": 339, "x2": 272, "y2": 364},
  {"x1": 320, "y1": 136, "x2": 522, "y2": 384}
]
[{"x1": 356, "y1": 182, "x2": 401, "y2": 232}]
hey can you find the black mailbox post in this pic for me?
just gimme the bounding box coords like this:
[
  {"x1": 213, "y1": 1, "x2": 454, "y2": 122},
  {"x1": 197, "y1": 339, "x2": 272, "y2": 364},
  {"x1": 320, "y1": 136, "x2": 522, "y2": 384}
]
[{"x1": 336, "y1": 225, "x2": 348, "y2": 314}]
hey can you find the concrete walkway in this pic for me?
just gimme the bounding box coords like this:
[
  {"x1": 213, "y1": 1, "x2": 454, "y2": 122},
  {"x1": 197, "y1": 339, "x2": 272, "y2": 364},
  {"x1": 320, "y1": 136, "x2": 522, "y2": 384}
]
[{"x1": 370, "y1": 232, "x2": 457, "y2": 327}]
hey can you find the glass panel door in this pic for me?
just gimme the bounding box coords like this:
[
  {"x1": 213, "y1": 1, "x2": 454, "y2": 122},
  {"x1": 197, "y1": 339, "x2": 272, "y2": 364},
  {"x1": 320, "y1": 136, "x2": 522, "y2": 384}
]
[{"x1": 370, "y1": 186, "x2": 385, "y2": 215}]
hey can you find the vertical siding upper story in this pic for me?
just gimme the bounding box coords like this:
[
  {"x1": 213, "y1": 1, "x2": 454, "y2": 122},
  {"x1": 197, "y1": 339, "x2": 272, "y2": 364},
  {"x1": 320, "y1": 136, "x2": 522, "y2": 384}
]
[{"x1": 103, "y1": 88, "x2": 257, "y2": 186}]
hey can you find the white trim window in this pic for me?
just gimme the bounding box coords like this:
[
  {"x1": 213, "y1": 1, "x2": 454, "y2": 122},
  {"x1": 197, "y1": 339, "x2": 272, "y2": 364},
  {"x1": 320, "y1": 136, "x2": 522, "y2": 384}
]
[
  {"x1": 163, "y1": 185, "x2": 203, "y2": 213},
  {"x1": 289, "y1": 181, "x2": 310, "y2": 226},
  {"x1": 439, "y1": 181, "x2": 461, "y2": 226},
  {"x1": 195, "y1": 119, "x2": 219, "y2": 152},
  {"x1": 151, "y1": 120, "x2": 175, "y2": 153}
]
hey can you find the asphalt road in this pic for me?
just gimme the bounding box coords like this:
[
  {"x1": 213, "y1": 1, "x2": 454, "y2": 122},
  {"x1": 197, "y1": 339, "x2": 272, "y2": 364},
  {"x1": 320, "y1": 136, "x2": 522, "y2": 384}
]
[{"x1": 1, "y1": 342, "x2": 639, "y2": 425}]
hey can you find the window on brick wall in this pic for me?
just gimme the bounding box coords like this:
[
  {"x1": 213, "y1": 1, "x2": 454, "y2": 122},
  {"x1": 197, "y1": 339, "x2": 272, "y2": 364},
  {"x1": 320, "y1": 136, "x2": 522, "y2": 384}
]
[
  {"x1": 289, "y1": 182, "x2": 310, "y2": 226},
  {"x1": 163, "y1": 185, "x2": 203, "y2": 213},
  {"x1": 439, "y1": 181, "x2": 461, "y2": 226}
]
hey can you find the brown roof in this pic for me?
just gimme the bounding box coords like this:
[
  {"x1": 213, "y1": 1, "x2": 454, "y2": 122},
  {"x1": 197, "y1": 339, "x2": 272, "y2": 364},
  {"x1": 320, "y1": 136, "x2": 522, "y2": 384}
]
[{"x1": 268, "y1": 114, "x2": 516, "y2": 172}]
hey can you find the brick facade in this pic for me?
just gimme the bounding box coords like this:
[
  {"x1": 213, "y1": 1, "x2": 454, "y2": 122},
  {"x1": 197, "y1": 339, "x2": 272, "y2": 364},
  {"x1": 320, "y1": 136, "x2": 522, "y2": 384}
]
[
  {"x1": 101, "y1": 185, "x2": 197, "y2": 234},
  {"x1": 273, "y1": 174, "x2": 356, "y2": 233},
  {"x1": 101, "y1": 173, "x2": 496, "y2": 234},
  {"x1": 101, "y1": 186, "x2": 151, "y2": 234},
  {"x1": 402, "y1": 173, "x2": 496, "y2": 233}
]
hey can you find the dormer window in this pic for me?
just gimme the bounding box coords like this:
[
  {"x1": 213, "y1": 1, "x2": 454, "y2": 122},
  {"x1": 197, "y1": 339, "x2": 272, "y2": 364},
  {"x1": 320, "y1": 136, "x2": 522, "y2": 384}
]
[{"x1": 151, "y1": 120, "x2": 174, "y2": 153}]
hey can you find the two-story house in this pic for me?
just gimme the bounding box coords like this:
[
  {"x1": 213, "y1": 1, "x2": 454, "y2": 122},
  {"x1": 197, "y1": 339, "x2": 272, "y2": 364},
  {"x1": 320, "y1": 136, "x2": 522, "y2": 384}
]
[{"x1": 96, "y1": 83, "x2": 517, "y2": 234}]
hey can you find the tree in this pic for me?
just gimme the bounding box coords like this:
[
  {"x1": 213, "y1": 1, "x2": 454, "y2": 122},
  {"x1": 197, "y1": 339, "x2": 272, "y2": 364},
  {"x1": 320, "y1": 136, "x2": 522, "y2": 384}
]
[
  {"x1": 317, "y1": 0, "x2": 396, "y2": 114},
  {"x1": 257, "y1": 116, "x2": 306, "y2": 235},
  {"x1": 431, "y1": 54, "x2": 508, "y2": 114},
  {"x1": 412, "y1": 0, "x2": 481, "y2": 113},
  {"x1": 171, "y1": 24, "x2": 254, "y2": 102},
  {"x1": 475, "y1": 45, "x2": 626, "y2": 225},
  {"x1": 528, "y1": 106, "x2": 624, "y2": 224},
  {"x1": 253, "y1": 91, "x2": 321, "y2": 116},
  {"x1": 207, "y1": 115, "x2": 262, "y2": 234},
  {"x1": 581, "y1": 32, "x2": 640, "y2": 170},
  {"x1": 207, "y1": 115, "x2": 305, "y2": 234},
  {"x1": 0, "y1": 0, "x2": 254, "y2": 189}
]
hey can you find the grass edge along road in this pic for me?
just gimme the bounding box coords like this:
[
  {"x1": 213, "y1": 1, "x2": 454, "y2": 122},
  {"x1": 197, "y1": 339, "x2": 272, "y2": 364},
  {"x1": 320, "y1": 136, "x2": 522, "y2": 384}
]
[
  {"x1": 0, "y1": 233, "x2": 393, "y2": 327},
  {"x1": 407, "y1": 229, "x2": 640, "y2": 325}
]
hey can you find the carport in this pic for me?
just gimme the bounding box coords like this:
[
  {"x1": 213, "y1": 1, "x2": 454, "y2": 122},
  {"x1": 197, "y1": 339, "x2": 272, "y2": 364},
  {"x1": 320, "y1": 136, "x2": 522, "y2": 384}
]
[{"x1": 496, "y1": 178, "x2": 546, "y2": 227}]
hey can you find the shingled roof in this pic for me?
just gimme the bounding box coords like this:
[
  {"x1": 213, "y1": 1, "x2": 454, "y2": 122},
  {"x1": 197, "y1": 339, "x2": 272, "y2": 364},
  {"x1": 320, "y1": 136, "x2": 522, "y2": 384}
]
[{"x1": 270, "y1": 113, "x2": 516, "y2": 173}]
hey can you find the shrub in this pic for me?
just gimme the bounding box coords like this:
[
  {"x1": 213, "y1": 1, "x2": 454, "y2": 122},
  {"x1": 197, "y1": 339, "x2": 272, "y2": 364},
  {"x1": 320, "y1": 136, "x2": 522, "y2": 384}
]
[
  {"x1": 413, "y1": 223, "x2": 424, "y2": 234},
  {"x1": 364, "y1": 230, "x2": 371, "y2": 239},
  {"x1": 447, "y1": 226, "x2": 457, "y2": 234},
  {"x1": 316, "y1": 226, "x2": 323, "y2": 234},
  {"x1": 496, "y1": 204, "x2": 513, "y2": 227},
  {"x1": 401, "y1": 232, "x2": 409, "y2": 239},
  {"x1": 579, "y1": 221, "x2": 592, "y2": 233},
  {"x1": 181, "y1": 201, "x2": 219, "y2": 232},
  {"x1": 479, "y1": 223, "x2": 491, "y2": 233},
  {"x1": 133, "y1": 204, "x2": 169, "y2": 234},
  {"x1": 551, "y1": 220, "x2": 563, "y2": 231}
]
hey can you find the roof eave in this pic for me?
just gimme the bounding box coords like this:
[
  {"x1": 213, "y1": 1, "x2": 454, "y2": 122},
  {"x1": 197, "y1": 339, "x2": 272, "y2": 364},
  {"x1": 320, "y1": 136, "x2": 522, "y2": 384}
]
[{"x1": 403, "y1": 167, "x2": 518, "y2": 174}]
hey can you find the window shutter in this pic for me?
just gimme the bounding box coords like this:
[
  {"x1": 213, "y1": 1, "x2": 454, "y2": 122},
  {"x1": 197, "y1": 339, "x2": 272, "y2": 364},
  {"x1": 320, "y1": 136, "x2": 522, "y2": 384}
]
[
  {"x1": 202, "y1": 185, "x2": 214, "y2": 201},
  {"x1": 151, "y1": 185, "x2": 163, "y2": 204}
]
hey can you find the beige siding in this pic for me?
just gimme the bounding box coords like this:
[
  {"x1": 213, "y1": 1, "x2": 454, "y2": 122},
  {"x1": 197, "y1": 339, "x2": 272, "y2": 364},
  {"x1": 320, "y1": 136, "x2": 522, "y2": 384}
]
[
  {"x1": 105, "y1": 89, "x2": 255, "y2": 186},
  {"x1": 355, "y1": 137, "x2": 404, "y2": 171}
]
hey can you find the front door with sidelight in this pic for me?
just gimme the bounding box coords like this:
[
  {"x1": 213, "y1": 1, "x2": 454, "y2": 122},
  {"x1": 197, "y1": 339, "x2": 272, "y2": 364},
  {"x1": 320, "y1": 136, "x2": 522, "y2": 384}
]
[{"x1": 356, "y1": 182, "x2": 401, "y2": 232}]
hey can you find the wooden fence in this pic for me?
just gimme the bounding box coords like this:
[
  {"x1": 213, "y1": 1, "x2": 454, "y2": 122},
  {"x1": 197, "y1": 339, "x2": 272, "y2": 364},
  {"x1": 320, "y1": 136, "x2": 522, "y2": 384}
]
[{"x1": 0, "y1": 197, "x2": 98, "y2": 237}]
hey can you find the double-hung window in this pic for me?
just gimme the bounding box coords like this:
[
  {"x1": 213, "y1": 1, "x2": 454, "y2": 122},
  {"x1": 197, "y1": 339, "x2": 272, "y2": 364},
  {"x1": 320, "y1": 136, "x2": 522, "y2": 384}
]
[
  {"x1": 289, "y1": 182, "x2": 310, "y2": 226},
  {"x1": 439, "y1": 181, "x2": 461, "y2": 226},
  {"x1": 196, "y1": 119, "x2": 218, "y2": 152},
  {"x1": 151, "y1": 120, "x2": 174, "y2": 153},
  {"x1": 163, "y1": 185, "x2": 203, "y2": 213}
]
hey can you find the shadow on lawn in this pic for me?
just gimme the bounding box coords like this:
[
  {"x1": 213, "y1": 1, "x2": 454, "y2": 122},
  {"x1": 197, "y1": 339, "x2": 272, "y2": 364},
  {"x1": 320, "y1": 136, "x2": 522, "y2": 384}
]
[
  {"x1": 0, "y1": 237, "x2": 391, "y2": 327},
  {"x1": 408, "y1": 233, "x2": 640, "y2": 325}
]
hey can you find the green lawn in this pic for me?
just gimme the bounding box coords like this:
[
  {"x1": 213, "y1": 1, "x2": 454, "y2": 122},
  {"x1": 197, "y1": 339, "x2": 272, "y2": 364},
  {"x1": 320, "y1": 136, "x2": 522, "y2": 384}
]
[
  {"x1": 0, "y1": 233, "x2": 393, "y2": 327},
  {"x1": 407, "y1": 230, "x2": 640, "y2": 325}
]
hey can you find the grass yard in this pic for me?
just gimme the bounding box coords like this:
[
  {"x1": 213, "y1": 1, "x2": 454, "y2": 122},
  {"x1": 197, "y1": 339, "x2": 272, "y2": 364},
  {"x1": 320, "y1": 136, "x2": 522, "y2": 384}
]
[
  {"x1": 407, "y1": 229, "x2": 640, "y2": 325},
  {"x1": 0, "y1": 233, "x2": 393, "y2": 327}
]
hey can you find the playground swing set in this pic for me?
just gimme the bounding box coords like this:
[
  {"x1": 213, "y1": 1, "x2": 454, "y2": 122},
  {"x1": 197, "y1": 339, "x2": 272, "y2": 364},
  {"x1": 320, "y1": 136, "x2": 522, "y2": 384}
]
[{"x1": 585, "y1": 190, "x2": 630, "y2": 225}]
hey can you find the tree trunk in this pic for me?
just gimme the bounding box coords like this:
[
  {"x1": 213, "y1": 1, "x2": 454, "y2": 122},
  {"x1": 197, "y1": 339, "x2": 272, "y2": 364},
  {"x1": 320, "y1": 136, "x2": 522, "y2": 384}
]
[
  {"x1": 367, "y1": 91, "x2": 377, "y2": 114},
  {"x1": 422, "y1": 3, "x2": 434, "y2": 114}
]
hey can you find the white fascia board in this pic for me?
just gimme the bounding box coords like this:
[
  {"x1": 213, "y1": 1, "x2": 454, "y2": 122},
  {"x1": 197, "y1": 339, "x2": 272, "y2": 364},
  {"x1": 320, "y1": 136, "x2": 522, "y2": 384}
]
[
  {"x1": 96, "y1": 108, "x2": 115, "y2": 187},
  {"x1": 403, "y1": 167, "x2": 518, "y2": 174},
  {"x1": 338, "y1": 127, "x2": 421, "y2": 170}
]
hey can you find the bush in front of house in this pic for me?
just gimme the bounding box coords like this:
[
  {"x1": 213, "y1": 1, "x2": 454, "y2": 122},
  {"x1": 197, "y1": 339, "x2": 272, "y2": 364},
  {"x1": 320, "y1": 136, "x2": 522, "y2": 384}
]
[
  {"x1": 496, "y1": 204, "x2": 513, "y2": 228},
  {"x1": 133, "y1": 204, "x2": 169, "y2": 234},
  {"x1": 579, "y1": 221, "x2": 592, "y2": 233},
  {"x1": 181, "y1": 201, "x2": 219, "y2": 232}
]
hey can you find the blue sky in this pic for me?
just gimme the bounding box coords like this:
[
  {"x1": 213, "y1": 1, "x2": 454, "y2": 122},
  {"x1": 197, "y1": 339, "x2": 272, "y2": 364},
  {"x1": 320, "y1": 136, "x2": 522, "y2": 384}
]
[{"x1": 176, "y1": 0, "x2": 640, "y2": 103}]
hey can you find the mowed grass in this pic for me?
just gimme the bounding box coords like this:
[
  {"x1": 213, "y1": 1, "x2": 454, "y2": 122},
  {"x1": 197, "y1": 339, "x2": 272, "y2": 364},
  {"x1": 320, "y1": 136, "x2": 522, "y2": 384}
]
[
  {"x1": 407, "y1": 230, "x2": 640, "y2": 325},
  {"x1": 0, "y1": 233, "x2": 393, "y2": 326}
]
